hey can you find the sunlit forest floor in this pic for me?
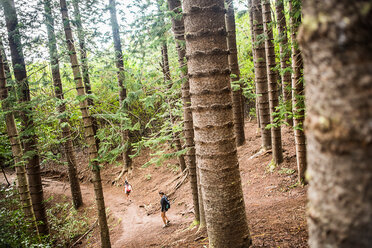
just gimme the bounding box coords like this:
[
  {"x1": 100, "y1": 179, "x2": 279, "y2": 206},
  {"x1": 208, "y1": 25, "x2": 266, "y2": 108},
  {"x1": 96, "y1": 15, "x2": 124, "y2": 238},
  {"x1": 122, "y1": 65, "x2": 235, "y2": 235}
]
[{"x1": 2, "y1": 121, "x2": 308, "y2": 247}]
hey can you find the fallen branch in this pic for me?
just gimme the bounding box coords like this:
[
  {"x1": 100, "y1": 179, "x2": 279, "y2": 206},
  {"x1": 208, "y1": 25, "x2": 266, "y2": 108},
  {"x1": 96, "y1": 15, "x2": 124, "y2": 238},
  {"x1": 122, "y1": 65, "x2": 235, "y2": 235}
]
[
  {"x1": 1, "y1": 167, "x2": 10, "y2": 187},
  {"x1": 69, "y1": 219, "x2": 98, "y2": 248}
]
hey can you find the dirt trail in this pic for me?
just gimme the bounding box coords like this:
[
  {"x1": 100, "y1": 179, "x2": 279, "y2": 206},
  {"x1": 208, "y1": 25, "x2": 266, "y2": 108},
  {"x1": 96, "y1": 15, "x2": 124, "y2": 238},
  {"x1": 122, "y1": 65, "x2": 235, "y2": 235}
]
[
  {"x1": 104, "y1": 187, "x2": 183, "y2": 248},
  {"x1": 45, "y1": 178, "x2": 189, "y2": 247},
  {"x1": 1, "y1": 121, "x2": 308, "y2": 247},
  {"x1": 0, "y1": 173, "x2": 187, "y2": 248}
]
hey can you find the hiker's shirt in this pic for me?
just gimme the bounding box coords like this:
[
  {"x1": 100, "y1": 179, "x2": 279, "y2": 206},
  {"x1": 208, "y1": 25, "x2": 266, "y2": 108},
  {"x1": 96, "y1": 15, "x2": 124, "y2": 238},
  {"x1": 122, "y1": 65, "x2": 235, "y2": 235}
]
[
  {"x1": 161, "y1": 195, "x2": 168, "y2": 212},
  {"x1": 125, "y1": 184, "x2": 132, "y2": 193}
]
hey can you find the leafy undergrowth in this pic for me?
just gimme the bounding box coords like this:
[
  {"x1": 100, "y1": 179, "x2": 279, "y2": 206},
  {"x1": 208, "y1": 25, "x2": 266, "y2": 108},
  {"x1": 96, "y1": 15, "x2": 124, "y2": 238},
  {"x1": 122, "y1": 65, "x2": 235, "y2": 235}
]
[
  {"x1": 0, "y1": 185, "x2": 44, "y2": 247},
  {"x1": 46, "y1": 197, "x2": 91, "y2": 247},
  {"x1": 0, "y1": 185, "x2": 92, "y2": 248}
]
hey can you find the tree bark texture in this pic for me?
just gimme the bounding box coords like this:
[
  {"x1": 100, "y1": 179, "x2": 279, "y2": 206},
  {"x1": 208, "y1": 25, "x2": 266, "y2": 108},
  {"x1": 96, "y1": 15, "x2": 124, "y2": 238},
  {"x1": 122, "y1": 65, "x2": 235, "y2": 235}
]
[
  {"x1": 59, "y1": 0, "x2": 111, "y2": 247},
  {"x1": 72, "y1": 0, "x2": 92, "y2": 104},
  {"x1": 248, "y1": 0, "x2": 260, "y2": 129},
  {"x1": 2, "y1": 0, "x2": 49, "y2": 235},
  {"x1": 167, "y1": 0, "x2": 200, "y2": 222},
  {"x1": 289, "y1": 0, "x2": 306, "y2": 184},
  {"x1": 299, "y1": 1, "x2": 372, "y2": 247},
  {"x1": 44, "y1": 0, "x2": 83, "y2": 209},
  {"x1": 108, "y1": 0, "x2": 132, "y2": 172},
  {"x1": 0, "y1": 49, "x2": 38, "y2": 234},
  {"x1": 0, "y1": 38, "x2": 12, "y2": 80},
  {"x1": 262, "y1": 0, "x2": 283, "y2": 164},
  {"x1": 252, "y1": 0, "x2": 271, "y2": 149},
  {"x1": 225, "y1": 0, "x2": 245, "y2": 146},
  {"x1": 183, "y1": 0, "x2": 251, "y2": 247},
  {"x1": 196, "y1": 166, "x2": 206, "y2": 229},
  {"x1": 72, "y1": 0, "x2": 100, "y2": 149},
  {"x1": 160, "y1": 42, "x2": 187, "y2": 172},
  {"x1": 275, "y1": 0, "x2": 292, "y2": 126}
]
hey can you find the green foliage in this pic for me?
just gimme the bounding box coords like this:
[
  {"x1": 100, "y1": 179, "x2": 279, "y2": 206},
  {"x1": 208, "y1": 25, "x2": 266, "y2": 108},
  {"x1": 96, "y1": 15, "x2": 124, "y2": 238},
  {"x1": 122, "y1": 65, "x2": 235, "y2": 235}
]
[
  {"x1": 46, "y1": 199, "x2": 90, "y2": 247},
  {"x1": 279, "y1": 167, "x2": 296, "y2": 175},
  {"x1": 144, "y1": 173, "x2": 151, "y2": 180},
  {"x1": 0, "y1": 186, "x2": 90, "y2": 248},
  {"x1": 266, "y1": 159, "x2": 277, "y2": 172},
  {"x1": 0, "y1": 126, "x2": 12, "y2": 168},
  {"x1": 236, "y1": 12, "x2": 256, "y2": 116},
  {"x1": 0, "y1": 185, "x2": 50, "y2": 248},
  {"x1": 266, "y1": 99, "x2": 293, "y2": 128}
]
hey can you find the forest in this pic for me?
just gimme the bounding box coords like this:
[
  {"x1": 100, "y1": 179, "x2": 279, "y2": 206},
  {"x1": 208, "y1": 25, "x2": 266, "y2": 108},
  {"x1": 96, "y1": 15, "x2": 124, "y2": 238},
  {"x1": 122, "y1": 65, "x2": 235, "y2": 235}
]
[{"x1": 0, "y1": 0, "x2": 371, "y2": 247}]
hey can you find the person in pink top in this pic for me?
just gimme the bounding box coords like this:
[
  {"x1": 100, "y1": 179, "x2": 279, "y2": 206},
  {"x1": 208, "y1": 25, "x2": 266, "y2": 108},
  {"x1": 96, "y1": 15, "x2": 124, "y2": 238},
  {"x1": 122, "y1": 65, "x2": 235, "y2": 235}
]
[{"x1": 124, "y1": 180, "x2": 132, "y2": 201}]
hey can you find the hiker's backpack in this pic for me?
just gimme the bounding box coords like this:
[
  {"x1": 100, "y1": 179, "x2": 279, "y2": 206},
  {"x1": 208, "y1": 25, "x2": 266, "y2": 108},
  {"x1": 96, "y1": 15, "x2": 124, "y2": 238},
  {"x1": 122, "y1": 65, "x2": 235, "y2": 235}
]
[{"x1": 164, "y1": 196, "x2": 170, "y2": 210}]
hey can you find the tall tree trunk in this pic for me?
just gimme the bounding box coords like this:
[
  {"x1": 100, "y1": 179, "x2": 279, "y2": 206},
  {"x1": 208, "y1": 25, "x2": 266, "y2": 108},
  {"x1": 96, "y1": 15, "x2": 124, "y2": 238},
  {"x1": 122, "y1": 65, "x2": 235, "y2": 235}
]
[
  {"x1": 160, "y1": 41, "x2": 187, "y2": 172},
  {"x1": 225, "y1": 0, "x2": 245, "y2": 146},
  {"x1": 44, "y1": 0, "x2": 83, "y2": 209},
  {"x1": 72, "y1": 0, "x2": 99, "y2": 149},
  {"x1": 0, "y1": 47, "x2": 38, "y2": 236},
  {"x1": 1, "y1": 0, "x2": 49, "y2": 235},
  {"x1": 252, "y1": 0, "x2": 271, "y2": 149},
  {"x1": 275, "y1": 0, "x2": 292, "y2": 126},
  {"x1": 300, "y1": 1, "x2": 372, "y2": 247},
  {"x1": 262, "y1": 0, "x2": 283, "y2": 165},
  {"x1": 59, "y1": 0, "x2": 111, "y2": 246},
  {"x1": 167, "y1": 0, "x2": 200, "y2": 223},
  {"x1": 107, "y1": 0, "x2": 132, "y2": 173},
  {"x1": 0, "y1": 39, "x2": 12, "y2": 80},
  {"x1": 289, "y1": 0, "x2": 306, "y2": 184},
  {"x1": 248, "y1": 0, "x2": 261, "y2": 130},
  {"x1": 183, "y1": 0, "x2": 251, "y2": 246}
]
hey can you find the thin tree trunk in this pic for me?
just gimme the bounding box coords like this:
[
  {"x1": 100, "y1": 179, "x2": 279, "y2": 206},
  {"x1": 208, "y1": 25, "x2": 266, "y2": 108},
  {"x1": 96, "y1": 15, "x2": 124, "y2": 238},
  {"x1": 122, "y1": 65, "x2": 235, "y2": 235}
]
[
  {"x1": 252, "y1": 0, "x2": 271, "y2": 149},
  {"x1": 1, "y1": 167, "x2": 10, "y2": 186},
  {"x1": 289, "y1": 0, "x2": 306, "y2": 184},
  {"x1": 0, "y1": 47, "x2": 38, "y2": 236},
  {"x1": 160, "y1": 42, "x2": 187, "y2": 172},
  {"x1": 262, "y1": 0, "x2": 283, "y2": 165},
  {"x1": 225, "y1": 0, "x2": 245, "y2": 146},
  {"x1": 275, "y1": 0, "x2": 292, "y2": 126},
  {"x1": 44, "y1": 0, "x2": 83, "y2": 209},
  {"x1": 59, "y1": 0, "x2": 111, "y2": 246},
  {"x1": 248, "y1": 0, "x2": 261, "y2": 130},
  {"x1": 157, "y1": 0, "x2": 187, "y2": 172},
  {"x1": 161, "y1": 43, "x2": 171, "y2": 83},
  {"x1": 108, "y1": 0, "x2": 132, "y2": 173},
  {"x1": 72, "y1": 0, "x2": 99, "y2": 149},
  {"x1": 300, "y1": 1, "x2": 372, "y2": 247},
  {"x1": 248, "y1": 0, "x2": 260, "y2": 129},
  {"x1": 167, "y1": 0, "x2": 200, "y2": 223},
  {"x1": 2, "y1": 0, "x2": 49, "y2": 235},
  {"x1": 0, "y1": 38, "x2": 12, "y2": 80},
  {"x1": 183, "y1": 0, "x2": 251, "y2": 246}
]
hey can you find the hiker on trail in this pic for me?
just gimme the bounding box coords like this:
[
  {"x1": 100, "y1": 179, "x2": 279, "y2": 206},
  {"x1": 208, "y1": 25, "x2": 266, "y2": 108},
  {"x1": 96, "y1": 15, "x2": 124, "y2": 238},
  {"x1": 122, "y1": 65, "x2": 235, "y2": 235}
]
[
  {"x1": 124, "y1": 180, "x2": 132, "y2": 200},
  {"x1": 159, "y1": 191, "x2": 171, "y2": 228}
]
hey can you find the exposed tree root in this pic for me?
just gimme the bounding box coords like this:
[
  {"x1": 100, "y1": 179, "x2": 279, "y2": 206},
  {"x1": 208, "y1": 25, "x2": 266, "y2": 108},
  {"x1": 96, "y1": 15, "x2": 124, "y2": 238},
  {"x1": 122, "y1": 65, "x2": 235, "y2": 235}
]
[
  {"x1": 248, "y1": 148, "x2": 272, "y2": 160},
  {"x1": 168, "y1": 169, "x2": 189, "y2": 198}
]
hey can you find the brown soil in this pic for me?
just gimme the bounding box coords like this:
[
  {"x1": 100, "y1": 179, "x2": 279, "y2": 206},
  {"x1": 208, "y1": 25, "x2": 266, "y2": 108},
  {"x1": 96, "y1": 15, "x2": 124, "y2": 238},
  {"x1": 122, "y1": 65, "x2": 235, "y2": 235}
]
[{"x1": 2, "y1": 121, "x2": 308, "y2": 247}]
